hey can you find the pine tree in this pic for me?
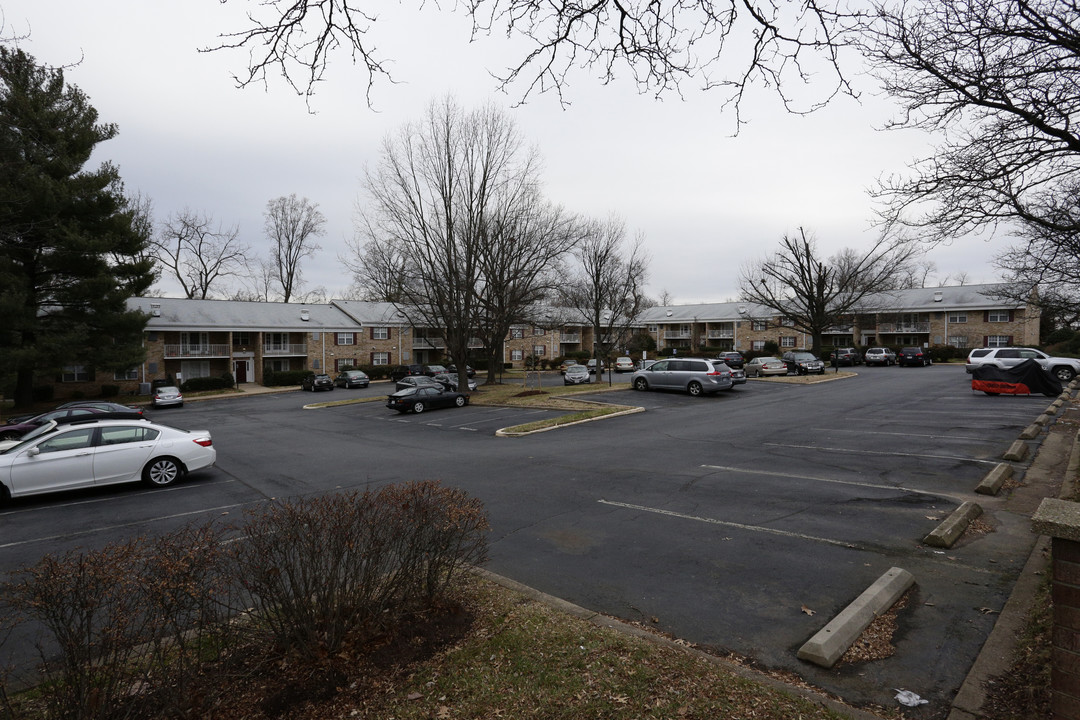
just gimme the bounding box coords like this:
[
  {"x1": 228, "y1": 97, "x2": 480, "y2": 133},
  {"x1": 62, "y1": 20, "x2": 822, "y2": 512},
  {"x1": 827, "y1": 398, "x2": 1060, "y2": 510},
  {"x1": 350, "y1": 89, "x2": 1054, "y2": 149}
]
[{"x1": 0, "y1": 47, "x2": 154, "y2": 408}]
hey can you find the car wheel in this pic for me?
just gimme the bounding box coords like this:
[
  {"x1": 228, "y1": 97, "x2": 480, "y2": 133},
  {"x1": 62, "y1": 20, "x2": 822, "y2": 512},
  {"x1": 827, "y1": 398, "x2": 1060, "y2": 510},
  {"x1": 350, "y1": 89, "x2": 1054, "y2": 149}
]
[
  {"x1": 1055, "y1": 366, "x2": 1076, "y2": 381},
  {"x1": 687, "y1": 381, "x2": 703, "y2": 396},
  {"x1": 412, "y1": 401, "x2": 426, "y2": 414},
  {"x1": 634, "y1": 378, "x2": 649, "y2": 391},
  {"x1": 142, "y1": 457, "x2": 182, "y2": 487},
  {"x1": 454, "y1": 395, "x2": 466, "y2": 407}
]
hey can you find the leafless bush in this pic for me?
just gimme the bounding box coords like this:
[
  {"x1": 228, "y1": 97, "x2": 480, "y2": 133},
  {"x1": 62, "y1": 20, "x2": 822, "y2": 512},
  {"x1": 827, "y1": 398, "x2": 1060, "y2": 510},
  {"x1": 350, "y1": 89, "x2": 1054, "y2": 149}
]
[
  {"x1": 0, "y1": 522, "x2": 232, "y2": 720},
  {"x1": 231, "y1": 481, "x2": 489, "y2": 660}
]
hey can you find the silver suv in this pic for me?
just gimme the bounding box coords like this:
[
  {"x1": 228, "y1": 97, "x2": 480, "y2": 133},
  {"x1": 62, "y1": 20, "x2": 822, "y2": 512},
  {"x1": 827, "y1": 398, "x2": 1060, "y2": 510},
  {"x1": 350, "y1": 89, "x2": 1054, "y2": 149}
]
[
  {"x1": 631, "y1": 358, "x2": 733, "y2": 395},
  {"x1": 965, "y1": 347, "x2": 1080, "y2": 381}
]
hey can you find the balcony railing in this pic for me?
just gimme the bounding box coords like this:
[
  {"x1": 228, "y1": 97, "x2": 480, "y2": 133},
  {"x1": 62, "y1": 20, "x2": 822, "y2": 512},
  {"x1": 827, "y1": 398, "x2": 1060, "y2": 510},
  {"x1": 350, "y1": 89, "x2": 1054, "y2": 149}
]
[
  {"x1": 877, "y1": 323, "x2": 930, "y2": 334},
  {"x1": 824, "y1": 325, "x2": 854, "y2": 334},
  {"x1": 414, "y1": 336, "x2": 445, "y2": 349},
  {"x1": 262, "y1": 343, "x2": 308, "y2": 356},
  {"x1": 560, "y1": 333, "x2": 581, "y2": 343},
  {"x1": 664, "y1": 331, "x2": 691, "y2": 339},
  {"x1": 707, "y1": 330, "x2": 734, "y2": 339},
  {"x1": 163, "y1": 344, "x2": 230, "y2": 359}
]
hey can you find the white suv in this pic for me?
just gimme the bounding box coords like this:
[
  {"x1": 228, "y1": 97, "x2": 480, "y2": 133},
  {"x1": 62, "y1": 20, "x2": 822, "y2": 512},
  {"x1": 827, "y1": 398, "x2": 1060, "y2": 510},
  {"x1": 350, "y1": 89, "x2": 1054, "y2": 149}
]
[{"x1": 965, "y1": 347, "x2": 1080, "y2": 381}]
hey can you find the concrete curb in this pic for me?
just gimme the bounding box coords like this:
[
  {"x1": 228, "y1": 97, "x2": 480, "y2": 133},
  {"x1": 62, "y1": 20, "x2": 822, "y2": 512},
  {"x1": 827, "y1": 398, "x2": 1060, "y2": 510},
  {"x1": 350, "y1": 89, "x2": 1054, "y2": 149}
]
[
  {"x1": 1003, "y1": 440, "x2": 1029, "y2": 461},
  {"x1": 796, "y1": 567, "x2": 916, "y2": 669},
  {"x1": 1021, "y1": 423, "x2": 1043, "y2": 439},
  {"x1": 976, "y1": 463, "x2": 1014, "y2": 496},
  {"x1": 923, "y1": 501, "x2": 983, "y2": 548},
  {"x1": 470, "y1": 567, "x2": 887, "y2": 720},
  {"x1": 495, "y1": 402, "x2": 645, "y2": 437}
]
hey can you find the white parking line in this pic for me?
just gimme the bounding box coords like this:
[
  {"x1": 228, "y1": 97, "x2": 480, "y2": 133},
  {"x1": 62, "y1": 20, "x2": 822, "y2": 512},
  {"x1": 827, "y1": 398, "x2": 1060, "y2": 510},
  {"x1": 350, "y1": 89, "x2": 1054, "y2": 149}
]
[
  {"x1": 826, "y1": 429, "x2": 990, "y2": 442},
  {"x1": 0, "y1": 478, "x2": 237, "y2": 518},
  {"x1": 763, "y1": 442, "x2": 1003, "y2": 465},
  {"x1": 0, "y1": 503, "x2": 246, "y2": 549},
  {"x1": 699, "y1": 464, "x2": 927, "y2": 494}
]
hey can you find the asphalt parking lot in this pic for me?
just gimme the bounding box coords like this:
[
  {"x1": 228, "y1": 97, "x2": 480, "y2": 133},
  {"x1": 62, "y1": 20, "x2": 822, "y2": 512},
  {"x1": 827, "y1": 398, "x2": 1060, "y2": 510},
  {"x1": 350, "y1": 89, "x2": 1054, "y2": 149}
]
[{"x1": 0, "y1": 365, "x2": 1059, "y2": 714}]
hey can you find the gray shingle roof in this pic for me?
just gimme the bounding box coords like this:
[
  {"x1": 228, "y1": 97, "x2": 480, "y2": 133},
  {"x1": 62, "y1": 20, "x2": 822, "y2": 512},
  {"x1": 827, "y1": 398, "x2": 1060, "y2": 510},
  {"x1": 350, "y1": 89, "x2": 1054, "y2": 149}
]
[{"x1": 127, "y1": 297, "x2": 365, "y2": 331}]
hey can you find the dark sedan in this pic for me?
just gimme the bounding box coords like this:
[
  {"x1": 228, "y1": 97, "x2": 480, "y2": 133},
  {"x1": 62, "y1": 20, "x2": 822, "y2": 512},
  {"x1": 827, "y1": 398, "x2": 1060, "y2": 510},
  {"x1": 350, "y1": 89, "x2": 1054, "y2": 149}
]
[
  {"x1": 432, "y1": 373, "x2": 478, "y2": 392},
  {"x1": 5, "y1": 400, "x2": 144, "y2": 426},
  {"x1": 386, "y1": 386, "x2": 469, "y2": 414},
  {"x1": 0, "y1": 407, "x2": 144, "y2": 440},
  {"x1": 334, "y1": 370, "x2": 370, "y2": 388}
]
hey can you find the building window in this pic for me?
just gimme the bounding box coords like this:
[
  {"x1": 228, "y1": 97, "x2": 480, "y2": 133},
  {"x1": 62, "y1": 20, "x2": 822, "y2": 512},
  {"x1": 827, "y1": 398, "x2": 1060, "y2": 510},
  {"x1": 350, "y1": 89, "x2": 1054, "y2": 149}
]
[
  {"x1": 987, "y1": 335, "x2": 1010, "y2": 347},
  {"x1": 232, "y1": 332, "x2": 251, "y2": 346},
  {"x1": 648, "y1": 324, "x2": 658, "y2": 332},
  {"x1": 987, "y1": 310, "x2": 1012, "y2": 322},
  {"x1": 511, "y1": 349, "x2": 523, "y2": 361},
  {"x1": 780, "y1": 336, "x2": 796, "y2": 348},
  {"x1": 180, "y1": 361, "x2": 211, "y2": 379},
  {"x1": 948, "y1": 336, "x2": 968, "y2": 348},
  {"x1": 779, "y1": 317, "x2": 795, "y2": 327},
  {"x1": 113, "y1": 368, "x2": 139, "y2": 381},
  {"x1": 947, "y1": 312, "x2": 967, "y2": 323},
  {"x1": 336, "y1": 332, "x2": 355, "y2": 345},
  {"x1": 752, "y1": 320, "x2": 767, "y2": 331},
  {"x1": 372, "y1": 352, "x2": 389, "y2": 365},
  {"x1": 752, "y1": 340, "x2": 765, "y2": 351},
  {"x1": 372, "y1": 327, "x2": 389, "y2": 340},
  {"x1": 533, "y1": 327, "x2": 545, "y2": 336},
  {"x1": 510, "y1": 327, "x2": 524, "y2": 339},
  {"x1": 61, "y1": 365, "x2": 89, "y2": 382},
  {"x1": 335, "y1": 358, "x2": 356, "y2": 371},
  {"x1": 265, "y1": 359, "x2": 291, "y2": 372},
  {"x1": 533, "y1": 345, "x2": 546, "y2": 357}
]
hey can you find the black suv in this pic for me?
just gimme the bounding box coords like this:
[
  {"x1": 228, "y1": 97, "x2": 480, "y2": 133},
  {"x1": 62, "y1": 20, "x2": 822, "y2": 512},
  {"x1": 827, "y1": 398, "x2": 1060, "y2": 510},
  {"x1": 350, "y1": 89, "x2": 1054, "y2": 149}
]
[
  {"x1": 830, "y1": 348, "x2": 861, "y2": 366},
  {"x1": 390, "y1": 364, "x2": 424, "y2": 381},
  {"x1": 898, "y1": 347, "x2": 932, "y2": 367},
  {"x1": 714, "y1": 351, "x2": 745, "y2": 369},
  {"x1": 301, "y1": 373, "x2": 334, "y2": 391}
]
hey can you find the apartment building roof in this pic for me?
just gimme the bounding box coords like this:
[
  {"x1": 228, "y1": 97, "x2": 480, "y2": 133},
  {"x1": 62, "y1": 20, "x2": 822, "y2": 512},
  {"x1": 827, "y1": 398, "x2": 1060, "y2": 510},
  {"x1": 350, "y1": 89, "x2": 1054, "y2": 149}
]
[
  {"x1": 128, "y1": 297, "x2": 361, "y2": 332},
  {"x1": 637, "y1": 283, "x2": 1025, "y2": 324}
]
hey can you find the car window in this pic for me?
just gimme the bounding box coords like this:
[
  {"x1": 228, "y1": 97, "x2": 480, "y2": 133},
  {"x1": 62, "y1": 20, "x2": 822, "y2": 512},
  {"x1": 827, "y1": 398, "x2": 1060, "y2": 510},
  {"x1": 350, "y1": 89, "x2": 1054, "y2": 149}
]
[
  {"x1": 36, "y1": 428, "x2": 95, "y2": 454},
  {"x1": 650, "y1": 360, "x2": 669, "y2": 371},
  {"x1": 1019, "y1": 349, "x2": 1042, "y2": 359},
  {"x1": 100, "y1": 426, "x2": 160, "y2": 446},
  {"x1": 997, "y1": 349, "x2": 1019, "y2": 358}
]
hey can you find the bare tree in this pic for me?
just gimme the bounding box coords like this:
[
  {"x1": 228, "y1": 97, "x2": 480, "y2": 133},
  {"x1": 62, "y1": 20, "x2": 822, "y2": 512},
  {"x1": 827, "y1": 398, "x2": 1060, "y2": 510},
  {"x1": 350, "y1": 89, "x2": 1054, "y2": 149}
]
[
  {"x1": 264, "y1": 194, "x2": 326, "y2": 302},
  {"x1": 153, "y1": 210, "x2": 249, "y2": 299},
  {"x1": 347, "y1": 97, "x2": 543, "y2": 380},
  {"x1": 896, "y1": 258, "x2": 937, "y2": 289},
  {"x1": 471, "y1": 202, "x2": 581, "y2": 383},
  {"x1": 864, "y1": 1, "x2": 1080, "y2": 245},
  {"x1": 207, "y1": 1, "x2": 858, "y2": 117},
  {"x1": 738, "y1": 227, "x2": 921, "y2": 355},
  {"x1": 560, "y1": 216, "x2": 650, "y2": 365}
]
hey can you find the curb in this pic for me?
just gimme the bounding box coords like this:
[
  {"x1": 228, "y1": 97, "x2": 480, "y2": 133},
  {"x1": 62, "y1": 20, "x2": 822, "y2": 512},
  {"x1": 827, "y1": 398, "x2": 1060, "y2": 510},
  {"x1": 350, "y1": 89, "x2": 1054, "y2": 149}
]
[
  {"x1": 976, "y1": 463, "x2": 1014, "y2": 496},
  {"x1": 923, "y1": 501, "x2": 983, "y2": 548},
  {"x1": 796, "y1": 567, "x2": 916, "y2": 669}
]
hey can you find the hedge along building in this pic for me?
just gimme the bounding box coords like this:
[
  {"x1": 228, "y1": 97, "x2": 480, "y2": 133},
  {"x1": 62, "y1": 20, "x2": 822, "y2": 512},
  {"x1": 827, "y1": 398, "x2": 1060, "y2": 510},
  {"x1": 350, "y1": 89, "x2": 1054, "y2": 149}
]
[{"x1": 636, "y1": 284, "x2": 1040, "y2": 356}]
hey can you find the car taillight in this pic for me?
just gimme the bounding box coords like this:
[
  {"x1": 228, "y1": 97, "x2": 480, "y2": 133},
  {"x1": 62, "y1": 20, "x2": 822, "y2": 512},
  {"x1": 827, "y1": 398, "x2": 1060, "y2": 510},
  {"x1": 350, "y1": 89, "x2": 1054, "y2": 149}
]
[{"x1": 193, "y1": 437, "x2": 213, "y2": 447}]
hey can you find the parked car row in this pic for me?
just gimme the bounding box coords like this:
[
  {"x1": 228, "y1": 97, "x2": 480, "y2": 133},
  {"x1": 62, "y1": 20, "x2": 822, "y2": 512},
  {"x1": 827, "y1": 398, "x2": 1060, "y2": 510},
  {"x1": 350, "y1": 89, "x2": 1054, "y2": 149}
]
[{"x1": 965, "y1": 346, "x2": 1080, "y2": 381}]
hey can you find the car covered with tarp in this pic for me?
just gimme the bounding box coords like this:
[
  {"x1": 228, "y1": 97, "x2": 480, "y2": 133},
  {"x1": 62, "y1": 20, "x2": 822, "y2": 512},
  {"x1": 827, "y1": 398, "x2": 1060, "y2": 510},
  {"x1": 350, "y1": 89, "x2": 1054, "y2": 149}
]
[{"x1": 970, "y1": 358, "x2": 1063, "y2": 397}]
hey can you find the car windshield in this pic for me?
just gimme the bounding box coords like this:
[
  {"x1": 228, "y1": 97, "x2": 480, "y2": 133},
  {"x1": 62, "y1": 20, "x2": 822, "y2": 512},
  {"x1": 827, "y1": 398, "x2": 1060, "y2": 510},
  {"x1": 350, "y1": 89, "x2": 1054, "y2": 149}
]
[
  {"x1": 793, "y1": 353, "x2": 816, "y2": 360},
  {"x1": 0, "y1": 420, "x2": 59, "y2": 453},
  {"x1": 392, "y1": 387, "x2": 419, "y2": 397}
]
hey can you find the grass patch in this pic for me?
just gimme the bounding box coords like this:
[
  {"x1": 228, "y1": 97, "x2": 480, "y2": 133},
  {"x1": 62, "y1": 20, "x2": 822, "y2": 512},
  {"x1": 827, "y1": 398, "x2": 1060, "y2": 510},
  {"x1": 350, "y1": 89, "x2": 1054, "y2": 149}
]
[{"x1": 95, "y1": 573, "x2": 861, "y2": 720}]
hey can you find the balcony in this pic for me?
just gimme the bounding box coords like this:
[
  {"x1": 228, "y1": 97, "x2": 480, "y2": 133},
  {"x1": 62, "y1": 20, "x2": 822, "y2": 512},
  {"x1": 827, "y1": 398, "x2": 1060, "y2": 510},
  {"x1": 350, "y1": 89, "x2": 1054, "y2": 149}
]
[
  {"x1": 707, "y1": 330, "x2": 734, "y2": 340},
  {"x1": 877, "y1": 323, "x2": 930, "y2": 334},
  {"x1": 262, "y1": 343, "x2": 308, "y2": 356},
  {"x1": 414, "y1": 336, "x2": 445, "y2": 349},
  {"x1": 560, "y1": 333, "x2": 581, "y2": 343},
  {"x1": 664, "y1": 330, "x2": 691, "y2": 340},
  {"x1": 163, "y1": 344, "x2": 230, "y2": 359}
]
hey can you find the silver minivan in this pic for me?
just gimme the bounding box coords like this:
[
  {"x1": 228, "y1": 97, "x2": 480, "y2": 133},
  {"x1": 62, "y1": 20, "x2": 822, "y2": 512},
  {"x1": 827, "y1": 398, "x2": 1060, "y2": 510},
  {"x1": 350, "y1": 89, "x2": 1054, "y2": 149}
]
[{"x1": 630, "y1": 358, "x2": 733, "y2": 396}]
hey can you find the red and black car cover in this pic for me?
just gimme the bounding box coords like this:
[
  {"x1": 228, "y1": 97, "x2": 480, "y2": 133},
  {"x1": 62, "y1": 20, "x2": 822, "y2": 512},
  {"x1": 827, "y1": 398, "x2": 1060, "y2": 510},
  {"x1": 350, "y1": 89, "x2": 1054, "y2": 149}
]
[{"x1": 971, "y1": 358, "x2": 1063, "y2": 396}]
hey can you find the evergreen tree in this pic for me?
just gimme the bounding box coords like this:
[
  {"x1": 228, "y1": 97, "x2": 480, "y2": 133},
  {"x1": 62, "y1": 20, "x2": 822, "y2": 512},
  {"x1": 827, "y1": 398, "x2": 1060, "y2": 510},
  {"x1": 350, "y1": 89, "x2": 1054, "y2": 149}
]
[{"x1": 0, "y1": 47, "x2": 154, "y2": 408}]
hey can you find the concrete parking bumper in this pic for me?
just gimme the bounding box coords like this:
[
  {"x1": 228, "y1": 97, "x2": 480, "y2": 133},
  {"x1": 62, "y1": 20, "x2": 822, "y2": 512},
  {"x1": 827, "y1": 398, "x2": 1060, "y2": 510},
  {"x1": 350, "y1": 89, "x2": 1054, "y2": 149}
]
[{"x1": 797, "y1": 567, "x2": 915, "y2": 669}]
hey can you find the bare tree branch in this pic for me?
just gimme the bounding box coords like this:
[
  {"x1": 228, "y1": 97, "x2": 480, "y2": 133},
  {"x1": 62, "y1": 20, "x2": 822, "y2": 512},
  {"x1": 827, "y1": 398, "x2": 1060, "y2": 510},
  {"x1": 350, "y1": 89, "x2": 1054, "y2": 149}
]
[
  {"x1": 264, "y1": 193, "x2": 326, "y2": 302},
  {"x1": 153, "y1": 209, "x2": 250, "y2": 299}
]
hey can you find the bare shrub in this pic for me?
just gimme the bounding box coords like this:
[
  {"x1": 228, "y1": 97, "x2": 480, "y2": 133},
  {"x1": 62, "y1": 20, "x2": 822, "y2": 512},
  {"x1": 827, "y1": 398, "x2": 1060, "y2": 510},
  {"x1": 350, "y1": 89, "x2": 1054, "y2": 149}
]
[
  {"x1": 0, "y1": 522, "x2": 232, "y2": 720},
  {"x1": 230, "y1": 481, "x2": 489, "y2": 660}
]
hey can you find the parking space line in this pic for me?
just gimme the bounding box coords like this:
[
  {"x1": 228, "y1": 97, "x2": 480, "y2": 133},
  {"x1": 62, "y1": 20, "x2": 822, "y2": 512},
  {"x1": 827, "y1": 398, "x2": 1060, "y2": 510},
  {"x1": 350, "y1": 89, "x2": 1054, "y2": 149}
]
[
  {"x1": 0, "y1": 478, "x2": 237, "y2": 518},
  {"x1": 699, "y1": 464, "x2": 926, "y2": 494},
  {"x1": 599, "y1": 499, "x2": 860, "y2": 549},
  {"x1": 763, "y1": 442, "x2": 1003, "y2": 465},
  {"x1": 0, "y1": 503, "x2": 246, "y2": 550},
  {"x1": 827, "y1": 429, "x2": 989, "y2": 442}
]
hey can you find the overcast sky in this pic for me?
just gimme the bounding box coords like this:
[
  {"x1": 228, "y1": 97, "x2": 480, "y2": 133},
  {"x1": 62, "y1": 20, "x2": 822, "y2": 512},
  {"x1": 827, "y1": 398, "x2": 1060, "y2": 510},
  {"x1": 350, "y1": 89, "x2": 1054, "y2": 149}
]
[{"x1": 4, "y1": 1, "x2": 1008, "y2": 304}]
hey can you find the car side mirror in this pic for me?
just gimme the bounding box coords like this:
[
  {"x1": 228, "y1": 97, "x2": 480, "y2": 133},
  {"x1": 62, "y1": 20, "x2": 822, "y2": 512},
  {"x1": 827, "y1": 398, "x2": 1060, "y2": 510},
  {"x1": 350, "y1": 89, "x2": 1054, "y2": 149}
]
[{"x1": 26, "y1": 447, "x2": 40, "y2": 457}]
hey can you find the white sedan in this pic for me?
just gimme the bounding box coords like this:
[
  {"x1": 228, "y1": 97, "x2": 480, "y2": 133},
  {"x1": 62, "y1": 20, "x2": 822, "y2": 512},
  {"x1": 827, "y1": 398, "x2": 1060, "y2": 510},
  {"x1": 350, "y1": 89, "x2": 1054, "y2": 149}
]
[{"x1": 0, "y1": 417, "x2": 216, "y2": 502}]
